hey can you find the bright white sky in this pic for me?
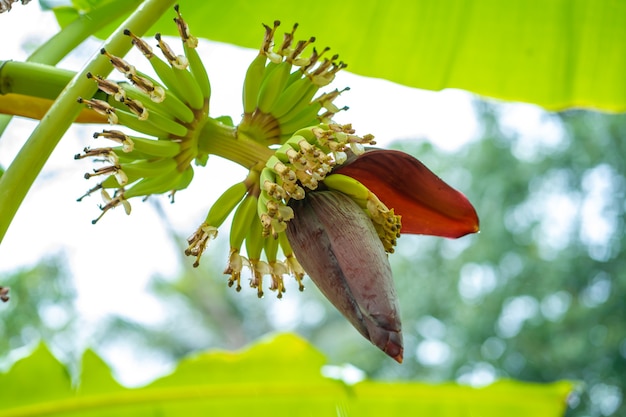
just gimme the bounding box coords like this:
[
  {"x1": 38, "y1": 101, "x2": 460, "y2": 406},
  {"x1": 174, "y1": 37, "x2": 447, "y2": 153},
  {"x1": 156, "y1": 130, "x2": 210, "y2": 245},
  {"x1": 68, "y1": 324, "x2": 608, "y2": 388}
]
[{"x1": 0, "y1": 3, "x2": 563, "y2": 385}]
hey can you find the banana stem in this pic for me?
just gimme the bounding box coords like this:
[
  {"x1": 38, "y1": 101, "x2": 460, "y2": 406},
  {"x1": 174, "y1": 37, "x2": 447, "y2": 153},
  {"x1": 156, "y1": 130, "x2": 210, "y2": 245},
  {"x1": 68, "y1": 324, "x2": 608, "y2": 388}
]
[
  {"x1": 0, "y1": 61, "x2": 75, "y2": 99},
  {"x1": 198, "y1": 117, "x2": 274, "y2": 172},
  {"x1": 0, "y1": 0, "x2": 177, "y2": 246}
]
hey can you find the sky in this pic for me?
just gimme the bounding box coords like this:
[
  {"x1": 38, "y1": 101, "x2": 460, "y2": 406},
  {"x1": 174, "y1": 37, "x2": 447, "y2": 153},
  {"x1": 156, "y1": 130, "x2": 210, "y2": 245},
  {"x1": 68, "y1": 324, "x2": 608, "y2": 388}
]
[{"x1": 0, "y1": 2, "x2": 563, "y2": 385}]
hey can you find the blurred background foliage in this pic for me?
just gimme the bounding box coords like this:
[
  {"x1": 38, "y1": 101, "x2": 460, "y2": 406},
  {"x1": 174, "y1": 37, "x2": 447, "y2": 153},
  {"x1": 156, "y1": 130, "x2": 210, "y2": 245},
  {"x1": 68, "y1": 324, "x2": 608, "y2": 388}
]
[{"x1": 1, "y1": 100, "x2": 624, "y2": 416}]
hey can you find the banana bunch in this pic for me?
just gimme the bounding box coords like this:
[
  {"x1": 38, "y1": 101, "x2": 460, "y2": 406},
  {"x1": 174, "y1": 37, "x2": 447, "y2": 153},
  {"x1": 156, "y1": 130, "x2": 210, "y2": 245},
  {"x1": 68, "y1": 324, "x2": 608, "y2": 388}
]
[
  {"x1": 77, "y1": 6, "x2": 212, "y2": 223},
  {"x1": 220, "y1": 188, "x2": 307, "y2": 299},
  {"x1": 238, "y1": 21, "x2": 350, "y2": 146},
  {"x1": 76, "y1": 6, "x2": 395, "y2": 300}
]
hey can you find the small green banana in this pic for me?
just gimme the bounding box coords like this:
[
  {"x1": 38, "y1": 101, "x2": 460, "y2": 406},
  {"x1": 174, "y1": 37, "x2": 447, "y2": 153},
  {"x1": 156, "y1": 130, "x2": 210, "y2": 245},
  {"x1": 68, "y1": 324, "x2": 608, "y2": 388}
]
[
  {"x1": 184, "y1": 43, "x2": 211, "y2": 101},
  {"x1": 275, "y1": 103, "x2": 321, "y2": 137},
  {"x1": 126, "y1": 102, "x2": 189, "y2": 137},
  {"x1": 128, "y1": 136, "x2": 181, "y2": 158},
  {"x1": 272, "y1": 142, "x2": 300, "y2": 167},
  {"x1": 322, "y1": 173, "x2": 370, "y2": 202},
  {"x1": 270, "y1": 76, "x2": 317, "y2": 120},
  {"x1": 246, "y1": 211, "x2": 269, "y2": 298},
  {"x1": 123, "y1": 166, "x2": 184, "y2": 199},
  {"x1": 264, "y1": 233, "x2": 279, "y2": 264},
  {"x1": 172, "y1": 165, "x2": 194, "y2": 191},
  {"x1": 245, "y1": 211, "x2": 265, "y2": 261},
  {"x1": 119, "y1": 157, "x2": 178, "y2": 180},
  {"x1": 257, "y1": 60, "x2": 292, "y2": 114},
  {"x1": 229, "y1": 193, "x2": 258, "y2": 251},
  {"x1": 114, "y1": 108, "x2": 175, "y2": 138},
  {"x1": 205, "y1": 181, "x2": 248, "y2": 227},
  {"x1": 121, "y1": 81, "x2": 195, "y2": 124},
  {"x1": 242, "y1": 53, "x2": 268, "y2": 114},
  {"x1": 146, "y1": 55, "x2": 185, "y2": 99},
  {"x1": 172, "y1": 64, "x2": 205, "y2": 110}
]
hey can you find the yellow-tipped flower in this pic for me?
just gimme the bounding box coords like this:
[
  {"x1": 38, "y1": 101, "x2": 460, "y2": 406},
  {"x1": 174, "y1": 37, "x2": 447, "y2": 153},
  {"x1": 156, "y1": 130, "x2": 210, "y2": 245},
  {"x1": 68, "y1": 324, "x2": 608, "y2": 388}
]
[{"x1": 238, "y1": 21, "x2": 349, "y2": 145}]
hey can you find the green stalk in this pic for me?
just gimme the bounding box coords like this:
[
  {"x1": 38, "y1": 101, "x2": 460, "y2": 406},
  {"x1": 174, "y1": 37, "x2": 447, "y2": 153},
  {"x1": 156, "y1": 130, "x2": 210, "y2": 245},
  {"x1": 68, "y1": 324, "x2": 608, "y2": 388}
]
[
  {"x1": 198, "y1": 118, "x2": 274, "y2": 172},
  {"x1": 0, "y1": 0, "x2": 177, "y2": 245},
  {"x1": 0, "y1": 0, "x2": 141, "y2": 135},
  {"x1": 0, "y1": 61, "x2": 75, "y2": 99}
]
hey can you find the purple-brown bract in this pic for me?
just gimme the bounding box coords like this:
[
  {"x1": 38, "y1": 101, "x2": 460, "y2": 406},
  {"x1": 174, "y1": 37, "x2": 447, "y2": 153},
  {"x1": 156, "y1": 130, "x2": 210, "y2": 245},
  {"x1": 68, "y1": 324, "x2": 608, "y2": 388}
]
[{"x1": 286, "y1": 190, "x2": 403, "y2": 362}]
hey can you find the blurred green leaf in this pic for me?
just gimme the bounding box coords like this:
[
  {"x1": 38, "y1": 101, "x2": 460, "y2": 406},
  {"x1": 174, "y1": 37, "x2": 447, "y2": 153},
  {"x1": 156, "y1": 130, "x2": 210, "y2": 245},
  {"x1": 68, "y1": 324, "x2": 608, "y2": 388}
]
[
  {"x1": 47, "y1": 0, "x2": 626, "y2": 111},
  {"x1": 45, "y1": 0, "x2": 141, "y2": 40},
  {"x1": 0, "y1": 333, "x2": 572, "y2": 416}
]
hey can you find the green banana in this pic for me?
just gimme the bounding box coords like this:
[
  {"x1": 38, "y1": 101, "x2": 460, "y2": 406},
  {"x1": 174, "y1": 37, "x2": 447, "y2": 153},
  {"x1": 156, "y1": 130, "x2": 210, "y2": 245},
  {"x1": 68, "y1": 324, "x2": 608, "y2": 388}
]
[
  {"x1": 146, "y1": 55, "x2": 186, "y2": 99},
  {"x1": 264, "y1": 233, "x2": 279, "y2": 264},
  {"x1": 184, "y1": 43, "x2": 211, "y2": 101},
  {"x1": 242, "y1": 53, "x2": 267, "y2": 114},
  {"x1": 257, "y1": 60, "x2": 292, "y2": 114},
  {"x1": 119, "y1": 157, "x2": 178, "y2": 179},
  {"x1": 172, "y1": 165, "x2": 194, "y2": 191},
  {"x1": 260, "y1": 166, "x2": 286, "y2": 201},
  {"x1": 205, "y1": 181, "x2": 248, "y2": 227},
  {"x1": 245, "y1": 211, "x2": 265, "y2": 261},
  {"x1": 128, "y1": 136, "x2": 181, "y2": 158},
  {"x1": 172, "y1": 5, "x2": 211, "y2": 102},
  {"x1": 285, "y1": 67, "x2": 306, "y2": 87},
  {"x1": 275, "y1": 103, "x2": 321, "y2": 137},
  {"x1": 273, "y1": 142, "x2": 302, "y2": 168},
  {"x1": 123, "y1": 166, "x2": 184, "y2": 199},
  {"x1": 124, "y1": 100, "x2": 188, "y2": 137},
  {"x1": 121, "y1": 81, "x2": 195, "y2": 124},
  {"x1": 171, "y1": 65, "x2": 205, "y2": 110},
  {"x1": 266, "y1": 154, "x2": 289, "y2": 170},
  {"x1": 271, "y1": 76, "x2": 317, "y2": 119},
  {"x1": 257, "y1": 188, "x2": 294, "y2": 238},
  {"x1": 114, "y1": 108, "x2": 176, "y2": 138},
  {"x1": 246, "y1": 213, "x2": 268, "y2": 298},
  {"x1": 322, "y1": 173, "x2": 370, "y2": 202},
  {"x1": 229, "y1": 193, "x2": 258, "y2": 251},
  {"x1": 109, "y1": 148, "x2": 152, "y2": 163}
]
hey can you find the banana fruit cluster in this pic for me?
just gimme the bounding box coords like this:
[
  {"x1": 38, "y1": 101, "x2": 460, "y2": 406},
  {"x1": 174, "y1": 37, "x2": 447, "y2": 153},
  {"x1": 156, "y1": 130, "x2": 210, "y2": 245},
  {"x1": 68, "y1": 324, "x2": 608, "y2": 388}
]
[
  {"x1": 76, "y1": 5, "x2": 210, "y2": 223},
  {"x1": 76, "y1": 7, "x2": 396, "y2": 300},
  {"x1": 238, "y1": 21, "x2": 349, "y2": 145},
  {"x1": 260, "y1": 123, "x2": 400, "y2": 252}
]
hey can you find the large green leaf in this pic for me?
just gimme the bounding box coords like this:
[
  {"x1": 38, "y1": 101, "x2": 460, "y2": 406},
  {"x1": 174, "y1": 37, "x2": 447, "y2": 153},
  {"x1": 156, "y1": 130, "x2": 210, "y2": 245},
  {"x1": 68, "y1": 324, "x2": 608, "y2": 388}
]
[
  {"x1": 0, "y1": 333, "x2": 572, "y2": 416},
  {"x1": 47, "y1": 0, "x2": 626, "y2": 111}
]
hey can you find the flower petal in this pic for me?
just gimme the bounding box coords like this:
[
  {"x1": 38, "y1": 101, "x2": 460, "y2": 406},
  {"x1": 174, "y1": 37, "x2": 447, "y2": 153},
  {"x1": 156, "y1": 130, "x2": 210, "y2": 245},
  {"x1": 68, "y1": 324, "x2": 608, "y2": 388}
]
[
  {"x1": 286, "y1": 191, "x2": 403, "y2": 362},
  {"x1": 335, "y1": 149, "x2": 479, "y2": 238}
]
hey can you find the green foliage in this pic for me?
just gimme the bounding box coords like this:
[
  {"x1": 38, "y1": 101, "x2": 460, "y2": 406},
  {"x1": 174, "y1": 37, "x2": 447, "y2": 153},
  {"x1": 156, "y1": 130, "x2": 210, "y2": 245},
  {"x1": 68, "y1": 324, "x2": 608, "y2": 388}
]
[
  {"x1": 0, "y1": 258, "x2": 76, "y2": 361},
  {"x1": 377, "y1": 105, "x2": 626, "y2": 416},
  {"x1": 0, "y1": 333, "x2": 571, "y2": 416},
  {"x1": 48, "y1": 0, "x2": 626, "y2": 111}
]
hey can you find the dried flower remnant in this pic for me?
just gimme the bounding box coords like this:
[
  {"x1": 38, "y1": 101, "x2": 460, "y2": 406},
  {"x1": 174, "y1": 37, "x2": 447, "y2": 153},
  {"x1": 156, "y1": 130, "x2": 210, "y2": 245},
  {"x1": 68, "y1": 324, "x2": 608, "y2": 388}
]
[
  {"x1": 0, "y1": 0, "x2": 30, "y2": 13},
  {"x1": 0, "y1": 286, "x2": 9, "y2": 302}
]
